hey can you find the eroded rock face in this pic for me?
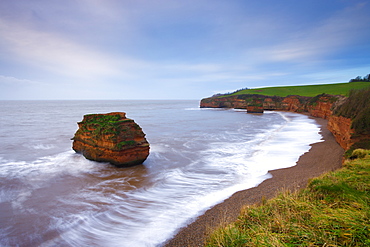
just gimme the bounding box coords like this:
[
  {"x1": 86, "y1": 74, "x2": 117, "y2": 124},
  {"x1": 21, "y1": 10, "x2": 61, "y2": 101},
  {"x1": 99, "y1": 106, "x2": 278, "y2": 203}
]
[
  {"x1": 280, "y1": 96, "x2": 306, "y2": 112},
  {"x1": 307, "y1": 95, "x2": 341, "y2": 119},
  {"x1": 327, "y1": 115, "x2": 354, "y2": 150},
  {"x1": 200, "y1": 95, "x2": 310, "y2": 112},
  {"x1": 200, "y1": 96, "x2": 245, "y2": 108},
  {"x1": 72, "y1": 112, "x2": 150, "y2": 167}
]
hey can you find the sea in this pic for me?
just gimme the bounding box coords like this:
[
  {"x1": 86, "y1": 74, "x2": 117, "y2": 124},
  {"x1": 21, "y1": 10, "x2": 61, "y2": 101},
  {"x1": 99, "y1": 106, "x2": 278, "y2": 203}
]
[{"x1": 0, "y1": 100, "x2": 323, "y2": 247}]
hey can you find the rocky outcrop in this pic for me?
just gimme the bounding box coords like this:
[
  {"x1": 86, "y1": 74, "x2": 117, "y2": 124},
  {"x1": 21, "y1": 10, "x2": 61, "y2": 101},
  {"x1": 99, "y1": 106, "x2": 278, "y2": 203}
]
[
  {"x1": 72, "y1": 112, "x2": 150, "y2": 167},
  {"x1": 246, "y1": 105, "x2": 264, "y2": 113}
]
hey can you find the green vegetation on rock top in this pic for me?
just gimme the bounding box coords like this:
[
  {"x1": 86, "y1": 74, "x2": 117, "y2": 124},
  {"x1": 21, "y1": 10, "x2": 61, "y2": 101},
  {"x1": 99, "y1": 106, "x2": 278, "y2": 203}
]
[
  {"x1": 83, "y1": 113, "x2": 129, "y2": 124},
  {"x1": 226, "y1": 81, "x2": 370, "y2": 97},
  {"x1": 74, "y1": 113, "x2": 135, "y2": 141}
]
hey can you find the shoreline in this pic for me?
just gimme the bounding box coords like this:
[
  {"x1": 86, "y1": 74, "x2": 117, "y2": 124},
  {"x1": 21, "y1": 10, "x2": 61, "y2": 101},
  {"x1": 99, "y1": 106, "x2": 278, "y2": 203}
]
[{"x1": 165, "y1": 116, "x2": 344, "y2": 247}]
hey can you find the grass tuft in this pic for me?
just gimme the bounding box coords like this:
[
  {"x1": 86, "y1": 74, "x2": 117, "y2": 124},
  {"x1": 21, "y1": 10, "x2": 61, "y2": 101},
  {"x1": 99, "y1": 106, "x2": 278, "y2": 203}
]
[{"x1": 349, "y1": 149, "x2": 370, "y2": 160}]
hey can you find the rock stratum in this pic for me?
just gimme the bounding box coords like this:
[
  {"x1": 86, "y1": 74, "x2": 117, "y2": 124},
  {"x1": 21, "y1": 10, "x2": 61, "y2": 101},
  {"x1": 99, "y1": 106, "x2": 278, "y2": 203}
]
[
  {"x1": 72, "y1": 112, "x2": 150, "y2": 167},
  {"x1": 200, "y1": 90, "x2": 370, "y2": 152}
]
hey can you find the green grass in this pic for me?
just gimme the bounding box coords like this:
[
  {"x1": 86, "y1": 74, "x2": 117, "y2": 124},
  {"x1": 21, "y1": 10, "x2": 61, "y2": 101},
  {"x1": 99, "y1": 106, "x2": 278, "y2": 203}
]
[
  {"x1": 228, "y1": 81, "x2": 370, "y2": 97},
  {"x1": 206, "y1": 149, "x2": 370, "y2": 247}
]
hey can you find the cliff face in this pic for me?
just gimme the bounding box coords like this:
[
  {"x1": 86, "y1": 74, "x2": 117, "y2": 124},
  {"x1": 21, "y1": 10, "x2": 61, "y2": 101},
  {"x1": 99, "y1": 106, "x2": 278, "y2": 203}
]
[
  {"x1": 201, "y1": 94, "x2": 355, "y2": 150},
  {"x1": 200, "y1": 95, "x2": 310, "y2": 112},
  {"x1": 72, "y1": 112, "x2": 150, "y2": 167},
  {"x1": 308, "y1": 99, "x2": 332, "y2": 119},
  {"x1": 306, "y1": 95, "x2": 354, "y2": 149},
  {"x1": 280, "y1": 96, "x2": 307, "y2": 112},
  {"x1": 327, "y1": 115, "x2": 354, "y2": 150},
  {"x1": 200, "y1": 96, "x2": 247, "y2": 109},
  {"x1": 306, "y1": 95, "x2": 345, "y2": 119}
]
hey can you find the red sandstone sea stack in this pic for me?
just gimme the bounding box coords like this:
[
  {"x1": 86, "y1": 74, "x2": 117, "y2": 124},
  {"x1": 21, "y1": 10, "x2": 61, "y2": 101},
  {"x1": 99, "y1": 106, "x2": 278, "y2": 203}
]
[{"x1": 72, "y1": 112, "x2": 150, "y2": 167}]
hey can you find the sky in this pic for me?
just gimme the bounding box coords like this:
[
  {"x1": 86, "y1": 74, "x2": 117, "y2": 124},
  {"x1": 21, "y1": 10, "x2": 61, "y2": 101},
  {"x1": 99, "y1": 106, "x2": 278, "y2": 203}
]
[{"x1": 0, "y1": 0, "x2": 369, "y2": 100}]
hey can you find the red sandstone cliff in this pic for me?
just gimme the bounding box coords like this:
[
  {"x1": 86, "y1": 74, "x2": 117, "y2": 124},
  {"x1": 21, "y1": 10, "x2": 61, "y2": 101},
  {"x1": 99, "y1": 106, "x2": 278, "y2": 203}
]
[
  {"x1": 307, "y1": 96, "x2": 354, "y2": 149},
  {"x1": 280, "y1": 96, "x2": 306, "y2": 112},
  {"x1": 72, "y1": 112, "x2": 150, "y2": 167},
  {"x1": 200, "y1": 95, "x2": 310, "y2": 112},
  {"x1": 327, "y1": 115, "x2": 354, "y2": 150},
  {"x1": 200, "y1": 94, "x2": 356, "y2": 150}
]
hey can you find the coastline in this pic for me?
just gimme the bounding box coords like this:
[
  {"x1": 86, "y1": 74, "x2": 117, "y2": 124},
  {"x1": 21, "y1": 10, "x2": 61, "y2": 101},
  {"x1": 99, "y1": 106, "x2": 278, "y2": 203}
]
[{"x1": 165, "y1": 116, "x2": 344, "y2": 247}]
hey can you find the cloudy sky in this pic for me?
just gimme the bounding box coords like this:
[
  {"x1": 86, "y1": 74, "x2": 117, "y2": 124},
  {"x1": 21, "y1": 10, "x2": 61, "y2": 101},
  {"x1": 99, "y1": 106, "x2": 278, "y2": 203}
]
[{"x1": 0, "y1": 0, "x2": 369, "y2": 100}]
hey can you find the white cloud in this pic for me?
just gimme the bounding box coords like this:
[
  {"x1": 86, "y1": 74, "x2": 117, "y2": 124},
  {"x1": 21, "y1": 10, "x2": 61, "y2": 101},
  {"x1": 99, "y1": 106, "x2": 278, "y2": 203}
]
[
  {"x1": 258, "y1": 3, "x2": 370, "y2": 63},
  {"x1": 0, "y1": 75, "x2": 44, "y2": 85},
  {"x1": 0, "y1": 18, "x2": 142, "y2": 79}
]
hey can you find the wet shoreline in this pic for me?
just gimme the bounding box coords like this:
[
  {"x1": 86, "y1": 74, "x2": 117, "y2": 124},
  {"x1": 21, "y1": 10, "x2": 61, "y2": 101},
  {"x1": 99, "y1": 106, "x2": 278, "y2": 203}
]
[{"x1": 165, "y1": 117, "x2": 344, "y2": 246}]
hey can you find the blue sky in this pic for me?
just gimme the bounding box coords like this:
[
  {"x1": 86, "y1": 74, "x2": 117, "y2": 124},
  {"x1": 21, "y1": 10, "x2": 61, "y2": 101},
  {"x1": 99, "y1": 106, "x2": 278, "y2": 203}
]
[{"x1": 0, "y1": 0, "x2": 369, "y2": 100}]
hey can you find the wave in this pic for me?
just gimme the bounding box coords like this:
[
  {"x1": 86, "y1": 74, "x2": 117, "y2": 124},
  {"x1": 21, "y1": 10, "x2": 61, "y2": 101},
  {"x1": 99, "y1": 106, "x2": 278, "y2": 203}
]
[{"x1": 25, "y1": 143, "x2": 56, "y2": 150}]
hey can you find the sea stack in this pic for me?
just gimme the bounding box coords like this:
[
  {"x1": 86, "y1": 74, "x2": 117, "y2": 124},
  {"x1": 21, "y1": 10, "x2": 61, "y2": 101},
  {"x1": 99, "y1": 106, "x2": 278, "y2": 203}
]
[
  {"x1": 246, "y1": 105, "x2": 264, "y2": 113},
  {"x1": 72, "y1": 112, "x2": 150, "y2": 167},
  {"x1": 246, "y1": 98, "x2": 264, "y2": 113}
]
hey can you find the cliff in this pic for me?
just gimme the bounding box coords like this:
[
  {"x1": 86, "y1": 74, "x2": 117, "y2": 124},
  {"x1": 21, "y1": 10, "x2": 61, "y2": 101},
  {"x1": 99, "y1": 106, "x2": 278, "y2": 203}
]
[
  {"x1": 72, "y1": 112, "x2": 150, "y2": 167},
  {"x1": 327, "y1": 115, "x2": 354, "y2": 150},
  {"x1": 201, "y1": 94, "x2": 324, "y2": 113},
  {"x1": 200, "y1": 94, "x2": 336, "y2": 113},
  {"x1": 200, "y1": 91, "x2": 369, "y2": 152}
]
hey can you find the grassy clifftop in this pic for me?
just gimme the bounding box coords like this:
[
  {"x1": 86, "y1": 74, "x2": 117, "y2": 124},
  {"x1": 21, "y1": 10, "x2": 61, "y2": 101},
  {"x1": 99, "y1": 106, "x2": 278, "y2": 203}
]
[{"x1": 225, "y1": 81, "x2": 370, "y2": 97}]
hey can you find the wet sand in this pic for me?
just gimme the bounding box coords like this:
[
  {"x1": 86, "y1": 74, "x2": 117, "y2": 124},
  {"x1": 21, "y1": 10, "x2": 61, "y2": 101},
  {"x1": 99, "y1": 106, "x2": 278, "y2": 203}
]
[{"x1": 165, "y1": 117, "x2": 344, "y2": 247}]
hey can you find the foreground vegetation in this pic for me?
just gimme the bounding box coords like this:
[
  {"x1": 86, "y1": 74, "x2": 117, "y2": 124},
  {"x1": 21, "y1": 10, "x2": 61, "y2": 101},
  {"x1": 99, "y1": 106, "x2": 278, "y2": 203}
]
[{"x1": 206, "y1": 149, "x2": 370, "y2": 247}]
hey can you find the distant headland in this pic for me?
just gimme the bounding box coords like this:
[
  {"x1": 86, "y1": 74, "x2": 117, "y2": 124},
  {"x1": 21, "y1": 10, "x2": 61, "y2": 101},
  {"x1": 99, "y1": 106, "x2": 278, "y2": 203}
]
[{"x1": 200, "y1": 76, "x2": 370, "y2": 154}]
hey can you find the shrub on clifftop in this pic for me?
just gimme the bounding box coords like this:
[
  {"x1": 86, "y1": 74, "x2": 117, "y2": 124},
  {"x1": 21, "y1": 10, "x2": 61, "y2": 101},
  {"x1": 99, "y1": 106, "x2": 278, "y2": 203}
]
[{"x1": 333, "y1": 87, "x2": 370, "y2": 135}]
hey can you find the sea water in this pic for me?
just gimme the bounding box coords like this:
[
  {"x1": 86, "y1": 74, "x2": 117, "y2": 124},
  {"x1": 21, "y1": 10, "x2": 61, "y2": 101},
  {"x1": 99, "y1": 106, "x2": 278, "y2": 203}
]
[{"x1": 0, "y1": 100, "x2": 322, "y2": 246}]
